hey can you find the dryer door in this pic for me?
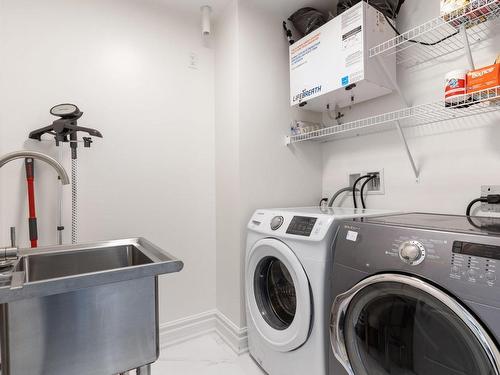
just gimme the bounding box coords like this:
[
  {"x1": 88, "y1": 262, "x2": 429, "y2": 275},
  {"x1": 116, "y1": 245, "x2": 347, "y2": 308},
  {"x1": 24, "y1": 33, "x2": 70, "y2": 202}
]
[
  {"x1": 246, "y1": 238, "x2": 311, "y2": 352},
  {"x1": 330, "y1": 273, "x2": 500, "y2": 375}
]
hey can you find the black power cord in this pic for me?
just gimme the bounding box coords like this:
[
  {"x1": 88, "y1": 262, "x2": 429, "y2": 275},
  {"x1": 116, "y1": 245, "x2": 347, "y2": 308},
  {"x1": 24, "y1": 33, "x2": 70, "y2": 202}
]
[
  {"x1": 466, "y1": 198, "x2": 485, "y2": 216},
  {"x1": 466, "y1": 195, "x2": 500, "y2": 216},
  {"x1": 383, "y1": 13, "x2": 460, "y2": 47},
  {"x1": 467, "y1": 216, "x2": 500, "y2": 233},
  {"x1": 360, "y1": 175, "x2": 377, "y2": 209},
  {"x1": 352, "y1": 175, "x2": 373, "y2": 208}
]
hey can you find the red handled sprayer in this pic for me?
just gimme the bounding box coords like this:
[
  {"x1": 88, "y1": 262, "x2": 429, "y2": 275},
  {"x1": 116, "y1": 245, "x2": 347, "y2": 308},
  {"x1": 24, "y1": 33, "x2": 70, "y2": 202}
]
[{"x1": 25, "y1": 157, "x2": 38, "y2": 248}]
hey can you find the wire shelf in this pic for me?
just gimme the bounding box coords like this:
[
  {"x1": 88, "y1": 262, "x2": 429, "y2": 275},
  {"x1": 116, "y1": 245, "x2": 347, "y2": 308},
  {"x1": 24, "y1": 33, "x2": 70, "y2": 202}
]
[
  {"x1": 287, "y1": 86, "x2": 500, "y2": 144},
  {"x1": 369, "y1": 0, "x2": 500, "y2": 68}
]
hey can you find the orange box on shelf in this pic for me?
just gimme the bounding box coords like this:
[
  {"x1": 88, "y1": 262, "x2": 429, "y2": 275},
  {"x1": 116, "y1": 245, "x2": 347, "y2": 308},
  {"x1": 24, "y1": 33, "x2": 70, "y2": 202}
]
[{"x1": 466, "y1": 63, "x2": 500, "y2": 94}]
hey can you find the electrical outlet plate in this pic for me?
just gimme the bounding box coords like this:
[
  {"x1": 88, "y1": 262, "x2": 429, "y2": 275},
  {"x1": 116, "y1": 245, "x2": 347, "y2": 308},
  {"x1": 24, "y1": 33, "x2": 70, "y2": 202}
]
[
  {"x1": 189, "y1": 52, "x2": 198, "y2": 69},
  {"x1": 348, "y1": 169, "x2": 385, "y2": 195},
  {"x1": 481, "y1": 185, "x2": 500, "y2": 213}
]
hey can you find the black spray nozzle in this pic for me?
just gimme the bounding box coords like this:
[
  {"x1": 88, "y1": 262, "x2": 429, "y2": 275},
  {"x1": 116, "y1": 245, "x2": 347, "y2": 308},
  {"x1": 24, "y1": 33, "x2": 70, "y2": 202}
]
[{"x1": 29, "y1": 104, "x2": 103, "y2": 150}]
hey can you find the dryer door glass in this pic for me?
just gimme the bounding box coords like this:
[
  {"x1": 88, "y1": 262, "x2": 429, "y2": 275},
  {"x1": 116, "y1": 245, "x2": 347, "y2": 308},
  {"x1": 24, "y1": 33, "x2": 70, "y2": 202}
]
[
  {"x1": 254, "y1": 256, "x2": 296, "y2": 330},
  {"x1": 343, "y1": 281, "x2": 497, "y2": 375}
]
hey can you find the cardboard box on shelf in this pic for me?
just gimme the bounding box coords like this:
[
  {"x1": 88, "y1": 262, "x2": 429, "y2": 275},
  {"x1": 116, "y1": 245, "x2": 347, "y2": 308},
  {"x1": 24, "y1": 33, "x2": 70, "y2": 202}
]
[
  {"x1": 467, "y1": 63, "x2": 500, "y2": 92},
  {"x1": 467, "y1": 61, "x2": 500, "y2": 105}
]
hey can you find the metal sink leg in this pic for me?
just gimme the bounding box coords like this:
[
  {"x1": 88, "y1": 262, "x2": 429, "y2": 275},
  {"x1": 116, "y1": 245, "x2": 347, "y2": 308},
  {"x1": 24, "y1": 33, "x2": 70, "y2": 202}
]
[{"x1": 136, "y1": 365, "x2": 151, "y2": 374}]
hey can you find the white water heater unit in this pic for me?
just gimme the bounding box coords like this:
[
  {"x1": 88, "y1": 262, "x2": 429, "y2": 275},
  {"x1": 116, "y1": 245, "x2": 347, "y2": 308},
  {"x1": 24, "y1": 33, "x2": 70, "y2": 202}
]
[{"x1": 289, "y1": 1, "x2": 396, "y2": 111}]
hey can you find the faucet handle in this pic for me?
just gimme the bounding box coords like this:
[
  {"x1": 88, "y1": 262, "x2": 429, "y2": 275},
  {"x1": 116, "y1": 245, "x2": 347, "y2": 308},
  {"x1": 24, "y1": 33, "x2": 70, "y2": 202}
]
[{"x1": 10, "y1": 227, "x2": 16, "y2": 248}]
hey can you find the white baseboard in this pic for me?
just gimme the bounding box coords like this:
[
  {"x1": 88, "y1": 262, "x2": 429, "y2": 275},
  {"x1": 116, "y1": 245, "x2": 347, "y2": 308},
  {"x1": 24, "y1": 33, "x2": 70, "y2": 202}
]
[
  {"x1": 215, "y1": 311, "x2": 248, "y2": 355},
  {"x1": 159, "y1": 310, "x2": 217, "y2": 348},
  {"x1": 160, "y1": 310, "x2": 248, "y2": 354}
]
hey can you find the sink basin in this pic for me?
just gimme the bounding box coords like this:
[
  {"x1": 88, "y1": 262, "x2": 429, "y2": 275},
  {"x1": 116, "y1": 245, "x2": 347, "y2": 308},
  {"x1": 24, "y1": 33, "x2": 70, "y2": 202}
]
[
  {"x1": 18, "y1": 244, "x2": 153, "y2": 282},
  {"x1": 0, "y1": 238, "x2": 183, "y2": 375},
  {"x1": 0, "y1": 237, "x2": 183, "y2": 303}
]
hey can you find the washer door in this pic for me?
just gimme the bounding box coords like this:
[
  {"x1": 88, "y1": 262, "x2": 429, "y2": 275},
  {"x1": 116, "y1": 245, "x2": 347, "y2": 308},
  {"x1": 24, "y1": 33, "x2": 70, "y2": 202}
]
[
  {"x1": 330, "y1": 274, "x2": 500, "y2": 375},
  {"x1": 246, "y1": 238, "x2": 311, "y2": 352}
]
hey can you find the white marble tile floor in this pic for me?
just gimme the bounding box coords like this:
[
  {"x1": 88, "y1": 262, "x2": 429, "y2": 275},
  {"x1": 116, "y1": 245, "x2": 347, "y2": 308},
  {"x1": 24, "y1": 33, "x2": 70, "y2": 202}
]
[{"x1": 152, "y1": 333, "x2": 265, "y2": 375}]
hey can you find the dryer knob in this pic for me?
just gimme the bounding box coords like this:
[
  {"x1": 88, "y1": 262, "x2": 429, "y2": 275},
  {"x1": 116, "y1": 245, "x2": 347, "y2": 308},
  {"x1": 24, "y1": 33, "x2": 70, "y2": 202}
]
[{"x1": 399, "y1": 241, "x2": 426, "y2": 266}]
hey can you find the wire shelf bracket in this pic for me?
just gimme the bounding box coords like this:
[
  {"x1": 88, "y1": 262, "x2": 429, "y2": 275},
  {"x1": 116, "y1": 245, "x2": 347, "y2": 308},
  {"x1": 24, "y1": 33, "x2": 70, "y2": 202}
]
[
  {"x1": 460, "y1": 24, "x2": 476, "y2": 70},
  {"x1": 375, "y1": 55, "x2": 420, "y2": 182}
]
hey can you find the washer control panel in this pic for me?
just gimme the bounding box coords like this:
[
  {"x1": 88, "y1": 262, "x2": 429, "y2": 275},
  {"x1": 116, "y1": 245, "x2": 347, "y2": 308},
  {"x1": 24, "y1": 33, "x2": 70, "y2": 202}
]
[
  {"x1": 286, "y1": 216, "x2": 318, "y2": 237},
  {"x1": 451, "y1": 241, "x2": 498, "y2": 286},
  {"x1": 248, "y1": 210, "x2": 334, "y2": 241}
]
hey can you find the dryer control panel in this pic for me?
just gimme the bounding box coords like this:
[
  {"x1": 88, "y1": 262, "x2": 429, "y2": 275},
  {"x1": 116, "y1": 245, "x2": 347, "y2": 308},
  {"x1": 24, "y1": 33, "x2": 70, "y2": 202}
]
[{"x1": 451, "y1": 241, "x2": 498, "y2": 286}]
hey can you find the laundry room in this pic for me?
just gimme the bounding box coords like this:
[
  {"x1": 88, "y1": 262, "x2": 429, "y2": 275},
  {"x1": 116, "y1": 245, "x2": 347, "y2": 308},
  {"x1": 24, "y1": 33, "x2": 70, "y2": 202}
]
[{"x1": 0, "y1": 0, "x2": 499, "y2": 374}]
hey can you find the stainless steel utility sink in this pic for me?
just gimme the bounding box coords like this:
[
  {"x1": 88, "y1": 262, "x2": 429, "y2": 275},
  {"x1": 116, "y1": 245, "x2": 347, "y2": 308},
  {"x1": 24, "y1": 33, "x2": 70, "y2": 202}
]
[{"x1": 0, "y1": 238, "x2": 183, "y2": 375}]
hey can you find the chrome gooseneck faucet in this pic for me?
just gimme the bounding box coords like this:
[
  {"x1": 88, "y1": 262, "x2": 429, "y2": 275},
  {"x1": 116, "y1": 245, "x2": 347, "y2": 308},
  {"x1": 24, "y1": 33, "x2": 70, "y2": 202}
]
[
  {"x1": 0, "y1": 150, "x2": 70, "y2": 184},
  {"x1": 0, "y1": 150, "x2": 70, "y2": 259}
]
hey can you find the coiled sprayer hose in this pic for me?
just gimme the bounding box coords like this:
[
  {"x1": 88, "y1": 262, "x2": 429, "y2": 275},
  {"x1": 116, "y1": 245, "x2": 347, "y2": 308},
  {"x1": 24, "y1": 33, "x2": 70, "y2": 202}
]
[{"x1": 71, "y1": 158, "x2": 78, "y2": 244}]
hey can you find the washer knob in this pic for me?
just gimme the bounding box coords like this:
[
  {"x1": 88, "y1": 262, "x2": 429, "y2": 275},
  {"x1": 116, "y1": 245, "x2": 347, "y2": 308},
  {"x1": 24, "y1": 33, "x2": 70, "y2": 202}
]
[
  {"x1": 399, "y1": 241, "x2": 426, "y2": 266},
  {"x1": 270, "y1": 216, "x2": 284, "y2": 231}
]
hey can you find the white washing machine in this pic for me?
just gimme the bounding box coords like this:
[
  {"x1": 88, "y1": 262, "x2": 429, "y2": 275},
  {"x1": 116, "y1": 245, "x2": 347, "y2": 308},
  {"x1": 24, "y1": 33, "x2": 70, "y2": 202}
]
[{"x1": 245, "y1": 207, "x2": 394, "y2": 375}]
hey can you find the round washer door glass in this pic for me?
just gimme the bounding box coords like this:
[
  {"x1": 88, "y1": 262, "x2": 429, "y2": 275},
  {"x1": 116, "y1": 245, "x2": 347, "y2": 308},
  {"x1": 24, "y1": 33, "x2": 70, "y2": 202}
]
[
  {"x1": 343, "y1": 281, "x2": 497, "y2": 375},
  {"x1": 254, "y1": 256, "x2": 296, "y2": 330},
  {"x1": 246, "y1": 238, "x2": 311, "y2": 352}
]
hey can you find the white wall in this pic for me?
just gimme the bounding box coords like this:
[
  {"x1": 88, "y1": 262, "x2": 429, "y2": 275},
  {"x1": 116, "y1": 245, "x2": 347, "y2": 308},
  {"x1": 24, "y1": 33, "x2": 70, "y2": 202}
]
[
  {"x1": 214, "y1": 0, "x2": 323, "y2": 327},
  {"x1": 322, "y1": 0, "x2": 500, "y2": 215},
  {"x1": 215, "y1": 0, "x2": 243, "y2": 326},
  {"x1": 0, "y1": 0, "x2": 216, "y2": 324}
]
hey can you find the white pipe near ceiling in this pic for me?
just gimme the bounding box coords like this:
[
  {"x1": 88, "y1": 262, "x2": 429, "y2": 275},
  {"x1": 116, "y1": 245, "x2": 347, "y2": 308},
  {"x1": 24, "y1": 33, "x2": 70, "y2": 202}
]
[{"x1": 201, "y1": 5, "x2": 212, "y2": 36}]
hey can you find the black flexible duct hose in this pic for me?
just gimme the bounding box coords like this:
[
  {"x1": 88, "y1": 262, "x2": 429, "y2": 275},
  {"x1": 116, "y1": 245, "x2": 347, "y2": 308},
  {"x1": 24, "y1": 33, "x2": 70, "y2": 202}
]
[
  {"x1": 352, "y1": 175, "x2": 373, "y2": 208},
  {"x1": 360, "y1": 175, "x2": 377, "y2": 209}
]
